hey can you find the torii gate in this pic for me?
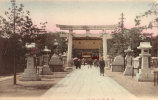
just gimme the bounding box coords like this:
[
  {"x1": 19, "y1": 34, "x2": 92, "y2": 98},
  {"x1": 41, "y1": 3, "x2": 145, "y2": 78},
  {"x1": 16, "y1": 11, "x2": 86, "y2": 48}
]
[{"x1": 56, "y1": 24, "x2": 117, "y2": 66}]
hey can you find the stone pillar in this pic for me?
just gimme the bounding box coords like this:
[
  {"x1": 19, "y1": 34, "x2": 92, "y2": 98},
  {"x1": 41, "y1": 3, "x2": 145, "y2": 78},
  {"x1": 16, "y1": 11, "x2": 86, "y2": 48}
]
[
  {"x1": 105, "y1": 56, "x2": 111, "y2": 69},
  {"x1": 62, "y1": 53, "x2": 67, "y2": 70},
  {"x1": 102, "y1": 29, "x2": 112, "y2": 61},
  {"x1": 102, "y1": 33, "x2": 107, "y2": 61},
  {"x1": 20, "y1": 55, "x2": 41, "y2": 81},
  {"x1": 103, "y1": 29, "x2": 107, "y2": 61},
  {"x1": 67, "y1": 29, "x2": 73, "y2": 66},
  {"x1": 133, "y1": 56, "x2": 140, "y2": 75}
]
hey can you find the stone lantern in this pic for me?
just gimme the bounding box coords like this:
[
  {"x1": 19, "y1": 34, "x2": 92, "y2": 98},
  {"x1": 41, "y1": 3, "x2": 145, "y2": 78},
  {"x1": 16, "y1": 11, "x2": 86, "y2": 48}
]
[
  {"x1": 41, "y1": 46, "x2": 53, "y2": 75},
  {"x1": 123, "y1": 46, "x2": 133, "y2": 76},
  {"x1": 20, "y1": 43, "x2": 41, "y2": 81},
  {"x1": 136, "y1": 42, "x2": 154, "y2": 81}
]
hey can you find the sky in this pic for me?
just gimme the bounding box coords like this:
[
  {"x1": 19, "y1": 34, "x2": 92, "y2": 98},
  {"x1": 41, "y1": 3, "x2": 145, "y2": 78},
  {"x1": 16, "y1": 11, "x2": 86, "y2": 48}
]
[{"x1": 0, "y1": 0, "x2": 158, "y2": 35}]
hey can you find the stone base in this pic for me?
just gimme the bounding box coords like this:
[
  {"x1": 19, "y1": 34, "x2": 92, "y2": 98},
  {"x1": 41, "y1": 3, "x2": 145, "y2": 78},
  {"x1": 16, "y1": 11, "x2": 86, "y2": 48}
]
[
  {"x1": 123, "y1": 66, "x2": 133, "y2": 76},
  {"x1": 135, "y1": 69, "x2": 154, "y2": 82},
  {"x1": 111, "y1": 65, "x2": 124, "y2": 72},
  {"x1": 105, "y1": 67, "x2": 111, "y2": 70},
  {"x1": 133, "y1": 68, "x2": 139, "y2": 76},
  {"x1": 64, "y1": 66, "x2": 73, "y2": 71},
  {"x1": 41, "y1": 65, "x2": 53, "y2": 75},
  {"x1": 50, "y1": 65, "x2": 64, "y2": 72},
  {"x1": 20, "y1": 68, "x2": 41, "y2": 81}
]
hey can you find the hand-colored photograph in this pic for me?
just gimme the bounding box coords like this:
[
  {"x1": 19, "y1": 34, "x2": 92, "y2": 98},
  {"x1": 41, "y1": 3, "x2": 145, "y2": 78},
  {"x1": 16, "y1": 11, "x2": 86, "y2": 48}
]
[{"x1": 0, "y1": 0, "x2": 158, "y2": 100}]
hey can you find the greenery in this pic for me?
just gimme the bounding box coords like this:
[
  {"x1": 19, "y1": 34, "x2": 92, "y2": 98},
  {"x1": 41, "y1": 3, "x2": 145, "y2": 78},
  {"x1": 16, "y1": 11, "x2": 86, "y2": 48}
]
[
  {"x1": 107, "y1": 27, "x2": 154, "y2": 57},
  {"x1": 0, "y1": 0, "x2": 67, "y2": 74},
  {"x1": 108, "y1": 1, "x2": 158, "y2": 58},
  {"x1": 135, "y1": 2, "x2": 158, "y2": 27},
  {"x1": 0, "y1": 0, "x2": 32, "y2": 74},
  {"x1": 134, "y1": 1, "x2": 158, "y2": 57}
]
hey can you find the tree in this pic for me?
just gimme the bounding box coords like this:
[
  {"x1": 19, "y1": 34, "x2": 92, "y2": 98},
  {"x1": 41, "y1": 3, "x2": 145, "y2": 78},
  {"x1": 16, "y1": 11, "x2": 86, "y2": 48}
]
[
  {"x1": 0, "y1": 0, "x2": 40, "y2": 75},
  {"x1": 43, "y1": 32, "x2": 67, "y2": 55},
  {"x1": 108, "y1": 28, "x2": 145, "y2": 57},
  {"x1": 135, "y1": 1, "x2": 158, "y2": 28},
  {"x1": 134, "y1": 1, "x2": 158, "y2": 57}
]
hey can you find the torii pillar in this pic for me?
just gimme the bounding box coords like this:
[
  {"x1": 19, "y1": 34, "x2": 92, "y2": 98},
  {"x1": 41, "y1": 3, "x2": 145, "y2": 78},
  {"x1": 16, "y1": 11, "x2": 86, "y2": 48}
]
[
  {"x1": 102, "y1": 29, "x2": 112, "y2": 61},
  {"x1": 67, "y1": 29, "x2": 73, "y2": 66}
]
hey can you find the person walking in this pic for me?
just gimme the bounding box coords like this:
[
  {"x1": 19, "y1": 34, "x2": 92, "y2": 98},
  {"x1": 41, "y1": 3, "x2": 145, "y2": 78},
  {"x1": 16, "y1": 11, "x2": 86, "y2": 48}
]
[
  {"x1": 99, "y1": 57, "x2": 105, "y2": 76},
  {"x1": 74, "y1": 58, "x2": 78, "y2": 69},
  {"x1": 78, "y1": 59, "x2": 82, "y2": 69}
]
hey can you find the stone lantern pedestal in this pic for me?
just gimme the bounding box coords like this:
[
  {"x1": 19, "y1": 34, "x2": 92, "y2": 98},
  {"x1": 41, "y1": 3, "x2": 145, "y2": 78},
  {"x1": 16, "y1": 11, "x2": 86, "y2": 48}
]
[
  {"x1": 41, "y1": 46, "x2": 53, "y2": 75},
  {"x1": 133, "y1": 56, "x2": 141, "y2": 75},
  {"x1": 41, "y1": 55, "x2": 53, "y2": 75},
  {"x1": 136, "y1": 42, "x2": 154, "y2": 82},
  {"x1": 20, "y1": 55, "x2": 41, "y2": 81},
  {"x1": 123, "y1": 46, "x2": 133, "y2": 76}
]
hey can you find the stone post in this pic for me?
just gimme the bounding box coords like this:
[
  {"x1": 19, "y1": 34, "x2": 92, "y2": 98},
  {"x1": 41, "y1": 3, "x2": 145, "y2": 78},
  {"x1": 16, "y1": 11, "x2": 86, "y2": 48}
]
[
  {"x1": 105, "y1": 56, "x2": 111, "y2": 69},
  {"x1": 102, "y1": 29, "x2": 112, "y2": 63},
  {"x1": 62, "y1": 52, "x2": 67, "y2": 70},
  {"x1": 133, "y1": 56, "x2": 140, "y2": 75},
  {"x1": 67, "y1": 29, "x2": 73, "y2": 67},
  {"x1": 136, "y1": 42, "x2": 154, "y2": 82},
  {"x1": 103, "y1": 34, "x2": 107, "y2": 61},
  {"x1": 102, "y1": 29, "x2": 107, "y2": 61}
]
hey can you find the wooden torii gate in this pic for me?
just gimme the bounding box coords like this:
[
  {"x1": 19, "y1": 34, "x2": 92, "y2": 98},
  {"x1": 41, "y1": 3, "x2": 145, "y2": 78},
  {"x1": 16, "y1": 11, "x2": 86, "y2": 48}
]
[{"x1": 56, "y1": 24, "x2": 117, "y2": 66}]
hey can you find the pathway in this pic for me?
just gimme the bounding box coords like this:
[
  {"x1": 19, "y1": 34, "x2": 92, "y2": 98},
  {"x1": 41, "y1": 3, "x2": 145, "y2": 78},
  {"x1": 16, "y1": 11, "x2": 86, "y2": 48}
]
[{"x1": 42, "y1": 65, "x2": 138, "y2": 100}]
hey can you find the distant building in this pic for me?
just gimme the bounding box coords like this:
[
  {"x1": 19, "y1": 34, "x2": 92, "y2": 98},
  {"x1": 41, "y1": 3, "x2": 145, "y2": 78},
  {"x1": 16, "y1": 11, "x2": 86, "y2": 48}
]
[{"x1": 73, "y1": 37, "x2": 102, "y2": 60}]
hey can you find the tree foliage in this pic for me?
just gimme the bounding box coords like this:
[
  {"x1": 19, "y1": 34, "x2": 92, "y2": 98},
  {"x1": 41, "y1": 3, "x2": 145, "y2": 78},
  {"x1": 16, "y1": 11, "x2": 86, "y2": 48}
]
[
  {"x1": 108, "y1": 28, "x2": 146, "y2": 57},
  {"x1": 134, "y1": 1, "x2": 158, "y2": 57},
  {"x1": 0, "y1": 0, "x2": 48, "y2": 74},
  {"x1": 135, "y1": 2, "x2": 158, "y2": 28}
]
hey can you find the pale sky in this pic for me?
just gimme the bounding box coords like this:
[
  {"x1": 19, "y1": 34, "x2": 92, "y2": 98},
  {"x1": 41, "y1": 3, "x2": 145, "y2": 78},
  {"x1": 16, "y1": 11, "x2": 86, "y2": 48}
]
[{"x1": 0, "y1": 0, "x2": 157, "y2": 35}]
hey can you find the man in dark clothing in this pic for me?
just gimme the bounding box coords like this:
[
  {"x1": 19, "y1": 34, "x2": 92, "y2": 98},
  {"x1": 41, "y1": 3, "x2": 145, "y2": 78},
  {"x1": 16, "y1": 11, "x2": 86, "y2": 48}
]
[
  {"x1": 74, "y1": 59, "x2": 78, "y2": 69},
  {"x1": 77, "y1": 59, "x2": 82, "y2": 69},
  {"x1": 99, "y1": 57, "x2": 105, "y2": 76}
]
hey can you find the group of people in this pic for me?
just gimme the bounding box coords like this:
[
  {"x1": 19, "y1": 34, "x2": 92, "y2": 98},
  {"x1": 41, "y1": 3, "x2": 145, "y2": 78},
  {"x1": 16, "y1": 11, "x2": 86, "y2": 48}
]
[{"x1": 73, "y1": 57, "x2": 106, "y2": 76}]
